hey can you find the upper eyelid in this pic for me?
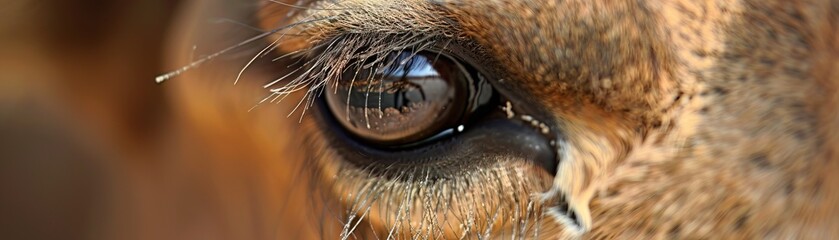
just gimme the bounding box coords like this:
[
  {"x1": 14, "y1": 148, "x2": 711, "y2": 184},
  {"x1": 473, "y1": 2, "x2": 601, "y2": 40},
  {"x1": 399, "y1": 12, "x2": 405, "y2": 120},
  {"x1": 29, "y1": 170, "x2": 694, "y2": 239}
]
[
  {"x1": 255, "y1": 0, "x2": 473, "y2": 113},
  {"x1": 267, "y1": 0, "x2": 459, "y2": 44}
]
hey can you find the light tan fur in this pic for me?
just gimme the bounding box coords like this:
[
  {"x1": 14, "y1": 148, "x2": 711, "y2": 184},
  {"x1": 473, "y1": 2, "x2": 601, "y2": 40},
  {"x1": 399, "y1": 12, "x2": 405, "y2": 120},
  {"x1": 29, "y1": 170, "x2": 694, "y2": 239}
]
[
  {"x1": 1, "y1": 0, "x2": 836, "y2": 239},
  {"x1": 251, "y1": 0, "x2": 839, "y2": 238}
]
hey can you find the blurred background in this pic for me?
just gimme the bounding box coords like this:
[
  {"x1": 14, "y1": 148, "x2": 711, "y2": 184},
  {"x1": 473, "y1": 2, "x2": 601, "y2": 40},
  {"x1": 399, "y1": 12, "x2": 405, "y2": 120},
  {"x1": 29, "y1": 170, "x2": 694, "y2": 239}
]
[
  {"x1": 0, "y1": 1, "x2": 182, "y2": 239},
  {"x1": 0, "y1": 1, "x2": 314, "y2": 239}
]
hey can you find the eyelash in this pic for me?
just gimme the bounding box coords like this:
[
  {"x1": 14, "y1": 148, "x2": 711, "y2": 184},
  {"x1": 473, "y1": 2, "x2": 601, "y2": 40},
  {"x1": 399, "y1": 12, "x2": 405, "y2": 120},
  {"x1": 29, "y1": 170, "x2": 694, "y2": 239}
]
[{"x1": 258, "y1": 32, "x2": 452, "y2": 119}]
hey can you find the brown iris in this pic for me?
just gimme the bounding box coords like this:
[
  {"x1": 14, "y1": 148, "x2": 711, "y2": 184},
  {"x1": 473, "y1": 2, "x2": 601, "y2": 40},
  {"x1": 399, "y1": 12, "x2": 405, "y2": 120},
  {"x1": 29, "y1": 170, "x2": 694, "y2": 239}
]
[{"x1": 324, "y1": 50, "x2": 494, "y2": 147}]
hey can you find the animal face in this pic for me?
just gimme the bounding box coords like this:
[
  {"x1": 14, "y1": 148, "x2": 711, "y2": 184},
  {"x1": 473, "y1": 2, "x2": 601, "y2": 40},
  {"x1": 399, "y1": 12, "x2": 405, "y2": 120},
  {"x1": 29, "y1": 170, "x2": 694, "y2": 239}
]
[
  {"x1": 0, "y1": 0, "x2": 839, "y2": 239},
  {"x1": 159, "y1": 0, "x2": 838, "y2": 239}
]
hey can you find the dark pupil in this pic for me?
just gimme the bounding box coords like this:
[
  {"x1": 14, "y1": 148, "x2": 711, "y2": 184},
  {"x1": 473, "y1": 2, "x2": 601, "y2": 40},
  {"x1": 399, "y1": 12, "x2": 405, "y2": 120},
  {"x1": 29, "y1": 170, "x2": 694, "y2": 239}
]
[{"x1": 325, "y1": 50, "x2": 492, "y2": 146}]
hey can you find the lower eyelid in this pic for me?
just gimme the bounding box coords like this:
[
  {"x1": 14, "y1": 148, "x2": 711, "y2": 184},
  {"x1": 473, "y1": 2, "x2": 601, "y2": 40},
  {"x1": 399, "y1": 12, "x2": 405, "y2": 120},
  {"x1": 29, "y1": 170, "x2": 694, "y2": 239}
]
[{"x1": 251, "y1": 1, "x2": 570, "y2": 237}]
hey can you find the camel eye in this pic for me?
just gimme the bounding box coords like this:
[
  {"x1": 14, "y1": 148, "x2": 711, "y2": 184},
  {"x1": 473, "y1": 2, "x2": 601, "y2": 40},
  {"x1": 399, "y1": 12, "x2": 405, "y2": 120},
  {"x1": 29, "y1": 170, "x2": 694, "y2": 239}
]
[{"x1": 324, "y1": 50, "x2": 495, "y2": 147}]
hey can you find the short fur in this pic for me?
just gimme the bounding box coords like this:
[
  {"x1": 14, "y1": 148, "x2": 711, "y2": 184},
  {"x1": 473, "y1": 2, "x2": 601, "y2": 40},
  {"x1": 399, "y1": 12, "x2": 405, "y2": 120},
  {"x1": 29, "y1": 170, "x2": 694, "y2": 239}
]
[
  {"x1": 250, "y1": 0, "x2": 839, "y2": 238},
  {"x1": 4, "y1": 0, "x2": 835, "y2": 239}
]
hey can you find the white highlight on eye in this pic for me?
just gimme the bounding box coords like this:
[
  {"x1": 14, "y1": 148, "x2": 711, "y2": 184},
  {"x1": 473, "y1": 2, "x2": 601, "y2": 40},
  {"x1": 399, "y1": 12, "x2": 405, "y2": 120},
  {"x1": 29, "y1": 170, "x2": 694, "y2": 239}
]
[{"x1": 456, "y1": 125, "x2": 464, "y2": 132}]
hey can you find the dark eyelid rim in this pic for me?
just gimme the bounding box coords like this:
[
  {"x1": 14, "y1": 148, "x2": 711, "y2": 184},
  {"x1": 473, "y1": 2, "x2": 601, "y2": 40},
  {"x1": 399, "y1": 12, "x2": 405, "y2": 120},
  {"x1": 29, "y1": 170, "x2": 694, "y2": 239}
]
[
  {"x1": 307, "y1": 31, "x2": 564, "y2": 144},
  {"x1": 290, "y1": 4, "x2": 565, "y2": 173},
  {"x1": 313, "y1": 96, "x2": 559, "y2": 180},
  {"x1": 308, "y1": 33, "x2": 563, "y2": 173}
]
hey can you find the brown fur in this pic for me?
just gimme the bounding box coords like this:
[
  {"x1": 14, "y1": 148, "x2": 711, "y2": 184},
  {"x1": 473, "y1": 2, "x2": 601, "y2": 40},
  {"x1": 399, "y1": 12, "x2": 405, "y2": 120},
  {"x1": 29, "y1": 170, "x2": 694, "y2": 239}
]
[
  {"x1": 253, "y1": 0, "x2": 839, "y2": 238},
  {"x1": 2, "y1": 0, "x2": 837, "y2": 239}
]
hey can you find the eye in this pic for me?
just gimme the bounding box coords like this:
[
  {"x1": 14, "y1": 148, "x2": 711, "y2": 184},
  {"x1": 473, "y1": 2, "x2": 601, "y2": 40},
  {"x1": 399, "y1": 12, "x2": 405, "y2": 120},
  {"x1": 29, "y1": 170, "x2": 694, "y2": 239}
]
[
  {"x1": 308, "y1": 37, "x2": 563, "y2": 235},
  {"x1": 311, "y1": 38, "x2": 558, "y2": 175},
  {"x1": 324, "y1": 50, "x2": 495, "y2": 147}
]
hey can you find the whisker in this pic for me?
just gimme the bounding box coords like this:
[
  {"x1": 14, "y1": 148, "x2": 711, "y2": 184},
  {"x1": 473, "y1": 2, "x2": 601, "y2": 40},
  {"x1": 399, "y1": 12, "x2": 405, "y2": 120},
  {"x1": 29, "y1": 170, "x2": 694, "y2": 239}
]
[
  {"x1": 209, "y1": 18, "x2": 266, "y2": 33},
  {"x1": 155, "y1": 15, "x2": 336, "y2": 83},
  {"x1": 265, "y1": 0, "x2": 354, "y2": 11}
]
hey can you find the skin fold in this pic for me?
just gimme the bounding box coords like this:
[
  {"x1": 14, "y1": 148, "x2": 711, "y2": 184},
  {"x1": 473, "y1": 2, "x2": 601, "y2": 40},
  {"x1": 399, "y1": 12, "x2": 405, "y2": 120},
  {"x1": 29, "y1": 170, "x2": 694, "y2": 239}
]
[{"x1": 1, "y1": 0, "x2": 837, "y2": 239}]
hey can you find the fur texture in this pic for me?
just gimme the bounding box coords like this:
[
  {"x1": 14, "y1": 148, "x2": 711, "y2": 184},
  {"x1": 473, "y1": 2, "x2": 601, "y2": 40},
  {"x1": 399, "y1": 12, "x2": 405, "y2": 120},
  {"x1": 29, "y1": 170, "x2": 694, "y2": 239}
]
[
  {"x1": 6, "y1": 0, "x2": 834, "y2": 239},
  {"x1": 249, "y1": 0, "x2": 839, "y2": 238}
]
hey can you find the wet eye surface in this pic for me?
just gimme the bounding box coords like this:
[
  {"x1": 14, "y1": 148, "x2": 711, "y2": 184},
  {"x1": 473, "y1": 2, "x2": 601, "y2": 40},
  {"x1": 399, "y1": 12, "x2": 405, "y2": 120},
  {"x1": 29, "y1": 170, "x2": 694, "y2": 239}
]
[
  {"x1": 325, "y1": 51, "x2": 494, "y2": 147},
  {"x1": 313, "y1": 39, "x2": 559, "y2": 175},
  {"x1": 302, "y1": 35, "x2": 564, "y2": 237}
]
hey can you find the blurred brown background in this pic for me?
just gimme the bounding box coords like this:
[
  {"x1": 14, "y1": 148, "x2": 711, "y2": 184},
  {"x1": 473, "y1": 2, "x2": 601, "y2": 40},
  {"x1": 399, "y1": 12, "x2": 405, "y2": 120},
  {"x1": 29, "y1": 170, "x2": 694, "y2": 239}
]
[
  {"x1": 0, "y1": 1, "x2": 314, "y2": 239},
  {"x1": 1, "y1": 1, "x2": 181, "y2": 239}
]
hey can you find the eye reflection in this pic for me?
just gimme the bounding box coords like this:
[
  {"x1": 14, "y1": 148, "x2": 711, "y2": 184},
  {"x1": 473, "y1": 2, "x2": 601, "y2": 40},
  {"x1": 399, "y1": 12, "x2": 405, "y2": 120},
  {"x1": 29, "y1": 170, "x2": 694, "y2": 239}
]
[{"x1": 324, "y1": 50, "x2": 494, "y2": 147}]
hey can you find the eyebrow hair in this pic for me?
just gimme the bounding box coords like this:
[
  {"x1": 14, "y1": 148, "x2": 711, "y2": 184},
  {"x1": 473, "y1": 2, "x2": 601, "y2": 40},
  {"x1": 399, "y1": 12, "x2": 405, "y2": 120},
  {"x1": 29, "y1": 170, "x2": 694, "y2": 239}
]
[
  {"x1": 278, "y1": 0, "x2": 458, "y2": 39},
  {"x1": 249, "y1": 0, "x2": 470, "y2": 117}
]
